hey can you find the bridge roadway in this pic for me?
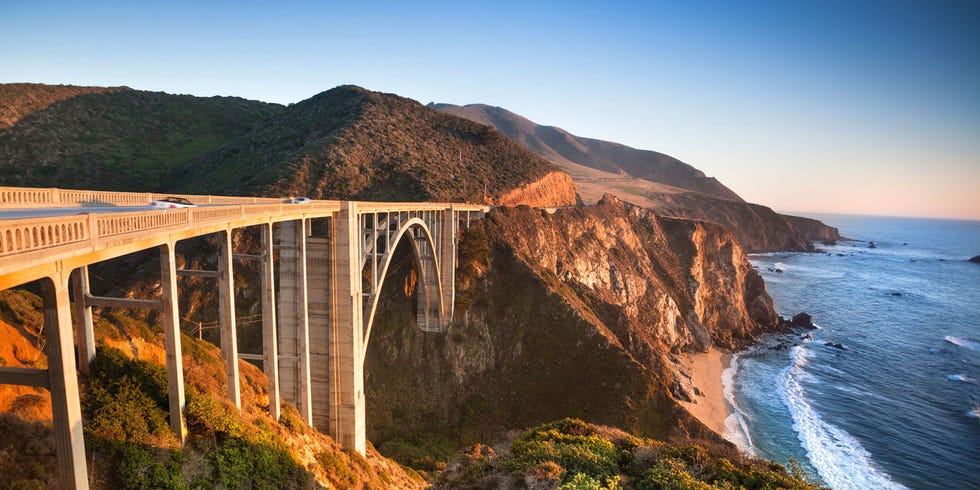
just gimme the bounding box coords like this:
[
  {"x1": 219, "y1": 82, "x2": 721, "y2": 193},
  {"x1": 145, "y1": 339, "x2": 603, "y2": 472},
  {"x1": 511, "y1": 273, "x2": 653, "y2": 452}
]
[{"x1": 0, "y1": 186, "x2": 488, "y2": 489}]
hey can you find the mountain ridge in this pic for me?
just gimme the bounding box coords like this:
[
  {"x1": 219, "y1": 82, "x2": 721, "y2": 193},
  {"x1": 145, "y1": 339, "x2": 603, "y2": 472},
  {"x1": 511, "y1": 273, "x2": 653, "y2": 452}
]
[{"x1": 430, "y1": 102, "x2": 842, "y2": 252}]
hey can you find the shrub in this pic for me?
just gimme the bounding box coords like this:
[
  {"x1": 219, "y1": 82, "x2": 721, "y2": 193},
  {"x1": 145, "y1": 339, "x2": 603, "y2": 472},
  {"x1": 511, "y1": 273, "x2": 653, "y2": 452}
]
[
  {"x1": 113, "y1": 444, "x2": 185, "y2": 490},
  {"x1": 83, "y1": 347, "x2": 171, "y2": 444},
  {"x1": 184, "y1": 388, "x2": 244, "y2": 439},
  {"x1": 508, "y1": 419, "x2": 624, "y2": 485}
]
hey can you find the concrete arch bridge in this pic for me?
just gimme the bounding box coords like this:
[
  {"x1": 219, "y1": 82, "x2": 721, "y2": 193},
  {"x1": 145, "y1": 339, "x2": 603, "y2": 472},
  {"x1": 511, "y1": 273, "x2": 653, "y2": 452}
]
[{"x1": 0, "y1": 186, "x2": 487, "y2": 489}]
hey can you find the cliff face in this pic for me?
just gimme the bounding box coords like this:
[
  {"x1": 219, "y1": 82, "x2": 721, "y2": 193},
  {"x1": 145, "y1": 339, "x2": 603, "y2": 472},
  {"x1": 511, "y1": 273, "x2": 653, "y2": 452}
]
[
  {"x1": 492, "y1": 171, "x2": 579, "y2": 208},
  {"x1": 641, "y1": 190, "x2": 842, "y2": 252},
  {"x1": 365, "y1": 195, "x2": 780, "y2": 450}
]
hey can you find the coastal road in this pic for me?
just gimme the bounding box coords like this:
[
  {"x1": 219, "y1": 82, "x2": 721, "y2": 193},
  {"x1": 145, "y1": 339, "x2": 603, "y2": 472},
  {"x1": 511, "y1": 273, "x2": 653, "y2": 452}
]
[{"x1": 0, "y1": 205, "x2": 226, "y2": 220}]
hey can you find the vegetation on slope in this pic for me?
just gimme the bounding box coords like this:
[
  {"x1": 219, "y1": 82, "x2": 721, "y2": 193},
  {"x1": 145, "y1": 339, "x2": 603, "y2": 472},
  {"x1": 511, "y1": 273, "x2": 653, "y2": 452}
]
[
  {"x1": 435, "y1": 418, "x2": 825, "y2": 489},
  {"x1": 0, "y1": 290, "x2": 424, "y2": 489},
  {"x1": 430, "y1": 103, "x2": 743, "y2": 202},
  {"x1": 0, "y1": 83, "x2": 284, "y2": 191},
  {"x1": 179, "y1": 85, "x2": 567, "y2": 203},
  {"x1": 0, "y1": 83, "x2": 131, "y2": 129}
]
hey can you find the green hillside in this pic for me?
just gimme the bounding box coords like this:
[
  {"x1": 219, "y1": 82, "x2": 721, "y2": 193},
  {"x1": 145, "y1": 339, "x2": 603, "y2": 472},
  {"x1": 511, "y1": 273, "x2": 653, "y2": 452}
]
[{"x1": 0, "y1": 83, "x2": 283, "y2": 191}]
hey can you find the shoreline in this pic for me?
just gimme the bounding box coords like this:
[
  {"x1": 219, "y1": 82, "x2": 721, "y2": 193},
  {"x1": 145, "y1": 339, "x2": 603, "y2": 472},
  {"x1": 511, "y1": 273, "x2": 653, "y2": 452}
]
[{"x1": 677, "y1": 347, "x2": 734, "y2": 438}]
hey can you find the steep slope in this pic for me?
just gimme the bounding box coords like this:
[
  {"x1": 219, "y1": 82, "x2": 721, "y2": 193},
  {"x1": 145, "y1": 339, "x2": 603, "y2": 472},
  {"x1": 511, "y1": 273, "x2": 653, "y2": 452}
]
[
  {"x1": 431, "y1": 102, "x2": 842, "y2": 251},
  {"x1": 0, "y1": 83, "x2": 284, "y2": 191},
  {"x1": 179, "y1": 86, "x2": 578, "y2": 205},
  {"x1": 365, "y1": 196, "x2": 782, "y2": 458},
  {"x1": 430, "y1": 102, "x2": 742, "y2": 201}
]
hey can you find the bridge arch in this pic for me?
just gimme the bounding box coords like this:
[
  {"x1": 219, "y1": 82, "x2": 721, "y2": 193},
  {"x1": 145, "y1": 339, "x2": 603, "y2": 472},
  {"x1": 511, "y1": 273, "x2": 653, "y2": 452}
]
[{"x1": 361, "y1": 217, "x2": 445, "y2": 355}]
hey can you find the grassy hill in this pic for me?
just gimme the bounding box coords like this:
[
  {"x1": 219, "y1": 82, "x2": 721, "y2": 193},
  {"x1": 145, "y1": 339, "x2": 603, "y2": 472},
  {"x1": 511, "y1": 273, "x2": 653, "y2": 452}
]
[
  {"x1": 0, "y1": 83, "x2": 575, "y2": 205},
  {"x1": 0, "y1": 83, "x2": 284, "y2": 191},
  {"x1": 178, "y1": 86, "x2": 570, "y2": 203},
  {"x1": 430, "y1": 102, "x2": 742, "y2": 202}
]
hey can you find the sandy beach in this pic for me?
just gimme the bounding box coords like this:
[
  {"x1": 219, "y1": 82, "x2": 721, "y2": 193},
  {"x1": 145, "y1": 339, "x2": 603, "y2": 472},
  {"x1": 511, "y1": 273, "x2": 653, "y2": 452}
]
[{"x1": 677, "y1": 348, "x2": 733, "y2": 436}]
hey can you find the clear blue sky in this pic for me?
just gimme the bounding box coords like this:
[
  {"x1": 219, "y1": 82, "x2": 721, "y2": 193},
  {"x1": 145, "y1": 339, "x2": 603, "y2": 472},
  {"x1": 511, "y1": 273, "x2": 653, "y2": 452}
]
[{"x1": 2, "y1": 0, "x2": 978, "y2": 219}]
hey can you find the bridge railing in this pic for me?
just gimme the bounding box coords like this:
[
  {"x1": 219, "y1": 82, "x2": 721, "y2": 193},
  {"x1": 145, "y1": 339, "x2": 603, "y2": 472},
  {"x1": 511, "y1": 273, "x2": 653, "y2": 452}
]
[
  {"x1": 0, "y1": 186, "x2": 290, "y2": 209},
  {"x1": 0, "y1": 202, "x2": 342, "y2": 259}
]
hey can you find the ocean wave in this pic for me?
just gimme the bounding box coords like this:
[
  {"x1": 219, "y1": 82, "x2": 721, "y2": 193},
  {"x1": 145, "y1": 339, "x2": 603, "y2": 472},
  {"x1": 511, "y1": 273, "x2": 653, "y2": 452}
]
[
  {"x1": 944, "y1": 336, "x2": 980, "y2": 352},
  {"x1": 722, "y1": 354, "x2": 755, "y2": 454},
  {"x1": 946, "y1": 374, "x2": 977, "y2": 384},
  {"x1": 780, "y1": 346, "x2": 906, "y2": 490}
]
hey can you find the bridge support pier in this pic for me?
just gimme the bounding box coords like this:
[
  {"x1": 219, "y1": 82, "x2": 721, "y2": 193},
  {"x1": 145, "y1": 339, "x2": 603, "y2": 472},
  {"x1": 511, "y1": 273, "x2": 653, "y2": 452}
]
[
  {"x1": 260, "y1": 223, "x2": 281, "y2": 421},
  {"x1": 278, "y1": 220, "x2": 313, "y2": 425},
  {"x1": 42, "y1": 274, "x2": 89, "y2": 489},
  {"x1": 333, "y1": 202, "x2": 366, "y2": 454},
  {"x1": 70, "y1": 266, "x2": 95, "y2": 376},
  {"x1": 218, "y1": 230, "x2": 241, "y2": 409},
  {"x1": 160, "y1": 243, "x2": 187, "y2": 444}
]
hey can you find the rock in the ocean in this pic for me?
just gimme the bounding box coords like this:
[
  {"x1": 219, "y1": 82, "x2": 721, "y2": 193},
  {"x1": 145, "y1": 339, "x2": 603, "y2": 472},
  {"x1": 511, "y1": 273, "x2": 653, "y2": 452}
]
[
  {"x1": 822, "y1": 239, "x2": 837, "y2": 246},
  {"x1": 791, "y1": 312, "x2": 814, "y2": 328},
  {"x1": 969, "y1": 255, "x2": 980, "y2": 263},
  {"x1": 868, "y1": 241, "x2": 877, "y2": 249},
  {"x1": 891, "y1": 292, "x2": 903, "y2": 297},
  {"x1": 825, "y1": 342, "x2": 847, "y2": 351}
]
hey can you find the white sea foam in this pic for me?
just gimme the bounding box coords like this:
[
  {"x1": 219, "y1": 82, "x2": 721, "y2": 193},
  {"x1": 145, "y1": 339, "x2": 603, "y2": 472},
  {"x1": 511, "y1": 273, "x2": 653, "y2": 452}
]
[
  {"x1": 780, "y1": 345, "x2": 906, "y2": 490},
  {"x1": 946, "y1": 374, "x2": 977, "y2": 384},
  {"x1": 721, "y1": 353, "x2": 755, "y2": 455},
  {"x1": 944, "y1": 336, "x2": 980, "y2": 352},
  {"x1": 969, "y1": 407, "x2": 980, "y2": 419}
]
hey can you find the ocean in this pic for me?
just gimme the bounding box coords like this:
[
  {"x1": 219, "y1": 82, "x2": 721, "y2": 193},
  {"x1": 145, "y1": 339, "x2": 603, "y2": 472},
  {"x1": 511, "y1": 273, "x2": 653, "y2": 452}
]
[{"x1": 726, "y1": 214, "x2": 980, "y2": 490}]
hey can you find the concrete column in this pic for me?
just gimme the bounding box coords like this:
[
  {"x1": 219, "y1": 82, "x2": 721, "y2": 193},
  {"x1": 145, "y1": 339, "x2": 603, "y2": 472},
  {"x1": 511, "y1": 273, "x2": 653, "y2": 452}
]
[
  {"x1": 41, "y1": 274, "x2": 89, "y2": 489},
  {"x1": 70, "y1": 266, "x2": 95, "y2": 376},
  {"x1": 261, "y1": 223, "x2": 281, "y2": 421},
  {"x1": 218, "y1": 229, "x2": 240, "y2": 409},
  {"x1": 277, "y1": 220, "x2": 312, "y2": 425},
  {"x1": 333, "y1": 202, "x2": 366, "y2": 455},
  {"x1": 440, "y1": 207, "x2": 456, "y2": 326},
  {"x1": 160, "y1": 242, "x2": 187, "y2": 444},
  {"x1": 306, "y1": 236, "x2": 333, "y2": 433}
]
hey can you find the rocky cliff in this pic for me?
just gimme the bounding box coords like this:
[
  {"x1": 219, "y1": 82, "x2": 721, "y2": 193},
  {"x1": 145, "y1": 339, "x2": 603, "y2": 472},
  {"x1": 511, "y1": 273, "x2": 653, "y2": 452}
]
[
  {"x1": 365, "y1": 195, "x2": 781, "y2": 455},
  {"x1": 492, "y1": 170, "x2": 580, "y2": 208},
  {"x1": 641, "y1": 189, "x2": 841, "y2": 252}
]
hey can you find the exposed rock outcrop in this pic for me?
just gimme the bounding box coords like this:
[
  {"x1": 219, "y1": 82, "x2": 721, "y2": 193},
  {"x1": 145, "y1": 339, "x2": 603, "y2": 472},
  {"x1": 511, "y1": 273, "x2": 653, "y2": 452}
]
[
  {"x1": 365, "y1": 195, "x2": 781, "y2": 448},
  {"x1": 969, "y1": 255, "x2": 980, "y2": 263},
  {"x1": 492, "y1": 171, "x2": 578, "y2": 207}
]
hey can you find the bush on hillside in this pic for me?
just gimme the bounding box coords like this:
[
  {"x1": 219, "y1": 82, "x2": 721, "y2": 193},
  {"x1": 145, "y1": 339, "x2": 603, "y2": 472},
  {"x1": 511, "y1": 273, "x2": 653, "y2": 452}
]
[
  {"x1": 82, "y1": 347, "x2": 172, "y2": 445},
  {"x1": 436, "y1": 418, "x2": 826, "y2": 490}
]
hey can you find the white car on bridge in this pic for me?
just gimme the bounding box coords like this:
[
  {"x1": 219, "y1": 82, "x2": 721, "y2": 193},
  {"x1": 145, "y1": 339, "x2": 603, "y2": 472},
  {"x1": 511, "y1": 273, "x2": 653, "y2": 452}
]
[{"x1": 149, "y1": 197, "x2": 197, "y2": 209}]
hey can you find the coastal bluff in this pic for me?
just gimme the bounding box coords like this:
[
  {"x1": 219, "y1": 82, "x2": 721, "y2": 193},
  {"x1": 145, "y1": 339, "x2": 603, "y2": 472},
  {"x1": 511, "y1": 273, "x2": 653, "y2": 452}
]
[{"x1": 365, "y1": 194, "x2": 783, "y2": 447}]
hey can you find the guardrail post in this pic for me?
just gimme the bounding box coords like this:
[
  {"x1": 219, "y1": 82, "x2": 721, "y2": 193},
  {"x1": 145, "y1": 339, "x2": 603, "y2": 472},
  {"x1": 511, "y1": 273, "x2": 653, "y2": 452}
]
[{"x1": 87, "y1": 213, "x2": 98, "y2": 240}]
